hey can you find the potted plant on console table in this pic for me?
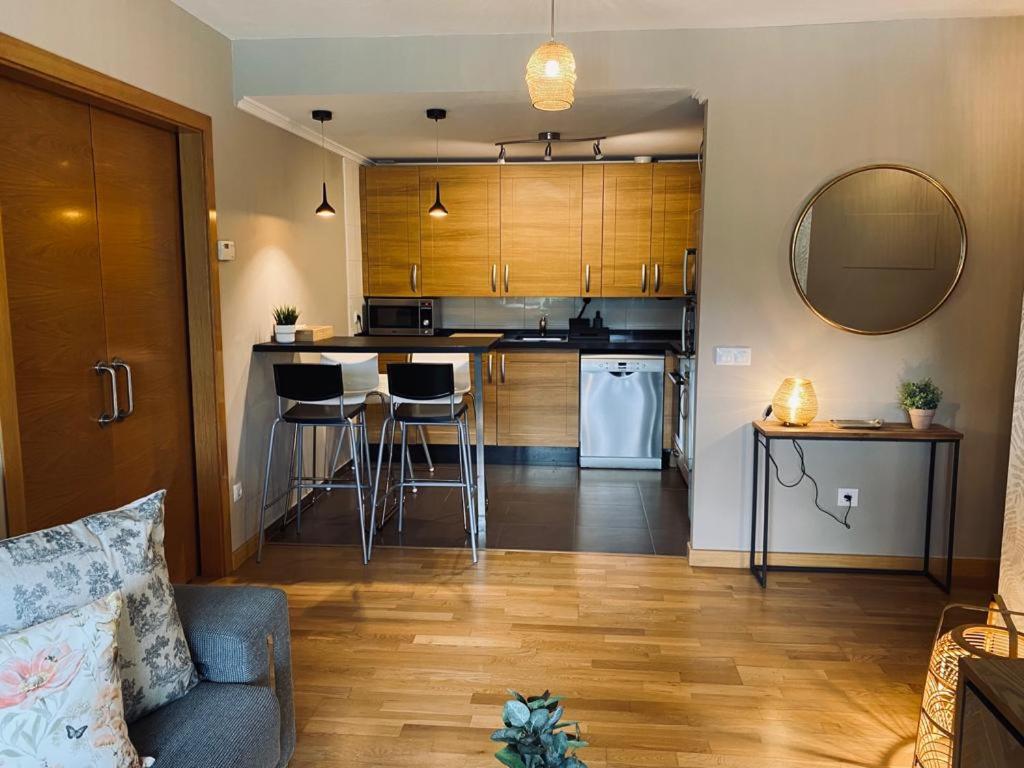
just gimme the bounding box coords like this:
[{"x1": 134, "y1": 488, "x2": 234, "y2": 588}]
[
  {"x1": 899, "y1": 377, "x2": 942, "y2": 430},
  {"x1": 272, "y1": 305, "x2": 300, "y2": 343}
]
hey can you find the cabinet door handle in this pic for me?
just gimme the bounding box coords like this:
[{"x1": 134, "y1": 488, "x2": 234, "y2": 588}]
[
  {"x1": 641, "y1": 263, "x2": 648, "y2": 293},
  {"x1": 491, "y1": 263, "x2": 497, "y2": 293},
  {"x1": 654, "y1": 263, "x2": 662, "y2": 293},
  {"x1": 410, "y1": 264, "x2": 418, "y2": 293},
  {"x1": 503, "y1": 263, "x2": 510, "y2": 293},
  {"x1": 683, "y1": 248, "x2": 697, "y2": 295},
  {"x1": 111, "y1": 358, "x2": 134, "y2": 420},
  {"x1": 584, "y1": 264, "x2": 591, "y2": 293},
  {"x1": 94, "y1": 362, "x2": 118, "y2": 426},
  {"x1": 487, "y1": 353, "x2": 493, "y2": 383},
  {"x1": 500, "y1": 353, "x2": 506, "y2": 384}
]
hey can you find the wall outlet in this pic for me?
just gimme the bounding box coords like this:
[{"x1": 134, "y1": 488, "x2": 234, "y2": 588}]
[
  {"x1": 216, "y1": 240, "x2": 236, "y2": 262},
  {"x1": 714, "y1": 346, "x2": 752, "y2": 366},
  {"x1": 232, "y1": 482, "x2": 243, "y2": 502},
  {"x1": 838, "y1": 488, "x2": 859, "y2": 507}
]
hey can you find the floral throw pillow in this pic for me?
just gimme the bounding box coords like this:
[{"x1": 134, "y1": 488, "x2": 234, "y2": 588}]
[
  {"x1": 0, "y1": 490, "x2": 198, "y2": 722},
  {"x1": 0, "y1": 592, "x2": 153, "y2": 767}
]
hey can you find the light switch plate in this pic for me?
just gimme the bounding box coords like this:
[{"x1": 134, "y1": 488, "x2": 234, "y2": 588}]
[
  {"x1": 232, "y1": 482, "x2": 243, "y2": 502},
  {"x1": 217, "y1": 240, "x2": 236, "y2": 261},
  {"x1": 714, "y1": 346, "x2": 752, "y2": 366}
]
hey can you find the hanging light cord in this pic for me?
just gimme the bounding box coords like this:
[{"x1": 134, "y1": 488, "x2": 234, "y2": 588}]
[
  {"x1": 764, "y1": 439, "x2": 854, "y2": 529},
  {"x1": 320, "y1": 120, "x2": 326, "y2": 183},
  {"x1": 434, "y1": 118, "x2": 439, "y2": 164},
  {"x1": 550, "y1": 0, "x2": 555, "y2": 40}
]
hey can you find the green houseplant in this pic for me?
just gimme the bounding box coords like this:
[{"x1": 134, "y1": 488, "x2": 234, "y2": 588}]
[
  {"x1": 898, "y1": 378, "x2": 942, "y2": 430},
  {"x1": 491, "y1": 690, "x2": 588, "y2": 768},
  {"x1": 272, "y1": 305, "x2": 300, "y2": 343}
]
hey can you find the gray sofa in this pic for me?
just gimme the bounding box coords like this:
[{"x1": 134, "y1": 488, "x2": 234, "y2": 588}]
[{"x1": 128, "y1": 585, "x2": 296, "y2": 768}]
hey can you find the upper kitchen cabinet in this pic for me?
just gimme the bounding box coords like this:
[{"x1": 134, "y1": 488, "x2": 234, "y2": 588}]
[
  {"x1": 362, "y1": 166, "x2": 421, "y2": 296},
  {"x1": 419, "y1": 165, "x2": 499, "y2": 296},
  {"x1": 601, "y1": 164, "x2": 654, "y2": 297},
  {"x1": 651, "y1": 162, "x2": 701, "y2": 297},
  {"x1": 581, "y1": 165, "x2": 604, "y2": 296},
  {"x1": 500, "y1": 165, "x2": 583, "y2": 297}
]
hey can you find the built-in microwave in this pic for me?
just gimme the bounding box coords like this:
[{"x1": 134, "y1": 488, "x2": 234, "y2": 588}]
[{"x1": 365, "y1": 297, "x2": 439, "y2": 336}]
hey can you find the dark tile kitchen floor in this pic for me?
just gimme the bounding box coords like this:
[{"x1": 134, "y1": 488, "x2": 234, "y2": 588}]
[{"x1": 271, "y1": 462, "x2": 689, "y2": 556}]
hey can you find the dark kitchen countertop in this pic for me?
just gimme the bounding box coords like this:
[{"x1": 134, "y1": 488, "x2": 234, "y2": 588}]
[{"x1": 450, "y1": 328, "x2": 686, "y2": 355}]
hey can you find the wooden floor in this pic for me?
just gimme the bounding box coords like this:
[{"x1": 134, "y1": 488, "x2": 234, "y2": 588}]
[{"x1": 226, "y1": 545, "x2": 988, "y2": 767}]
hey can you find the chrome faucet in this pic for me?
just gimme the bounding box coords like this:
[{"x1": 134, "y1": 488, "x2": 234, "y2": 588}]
[{"x1": 539, "y1": 314, "x2": 548, "y2": 336}]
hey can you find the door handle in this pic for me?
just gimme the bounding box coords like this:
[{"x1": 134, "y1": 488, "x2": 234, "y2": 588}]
[
  {"x1": 111, "y1": 358, "x2": 134, "y2": 420},
  {"x1": 503, "y1": 263, "x2": 510, "y2": 293},
  {"x1": 94, "y1": 362, "x2": 118, "y2": 426},
  {"x1": 410, "y1": 264, "x2": 418, "y2": 293},
  {"x1": 641, "y1": 263, "x2": 648, "y2": 293},
  {"x1": 654, "y1": 263, "x2": 662, "y2": 293},
  {"x1": 487, "y1": 353, "x2": 493, "y2": 383},
  {"x1": 491, "y1": 263, "x2": 497, "y2": 293},
  {"x1": 584, "y1": 264, "x2": 591, "y2": 293},
  {"x1": 684, "y1": 248, "x2": 697, "y2": 295},
  {"x1": 500, "y1": 353, "x2": 506, "y2": 384}
]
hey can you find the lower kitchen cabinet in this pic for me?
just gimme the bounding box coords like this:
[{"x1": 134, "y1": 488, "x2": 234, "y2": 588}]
[{"x1": 496, "y1": 350, "x2": 580, "y2": 447}]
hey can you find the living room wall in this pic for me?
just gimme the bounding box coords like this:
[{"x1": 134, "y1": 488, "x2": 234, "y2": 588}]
[
  {"x1": 232, "y1": 17, "x2": 1024, "y2": 562},
  {"x1": 0, "y1": 0, "x2": 352, "y2": 553}
]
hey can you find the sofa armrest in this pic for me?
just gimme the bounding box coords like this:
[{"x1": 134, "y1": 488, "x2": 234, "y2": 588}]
[{"x1": 173, "y1": 585, "x2": 295, "y2": 768}]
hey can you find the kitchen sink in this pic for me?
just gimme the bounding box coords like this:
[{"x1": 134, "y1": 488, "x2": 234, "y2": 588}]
[{"x1": 504, "y1": 333, "x2": 568, "y2": 343}]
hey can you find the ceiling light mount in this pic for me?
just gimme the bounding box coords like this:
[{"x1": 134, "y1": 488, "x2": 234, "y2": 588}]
[{"x1": 426, "y1": 108, "x2": 447, "y2": 121}]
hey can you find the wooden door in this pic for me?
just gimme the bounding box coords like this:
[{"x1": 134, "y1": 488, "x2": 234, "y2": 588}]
[
  {"x1": 363, "y1": 167, "x2": 421, "y2": 296},
  {"x1": 0, "y1": 78, "x2": 116, "y2": 534},
  {"x1": 90, "y1": 109, "x2": 199, "y2": 582},
  {"x1": 651, "y1": 163, "x2": 700, "y2": 297},
  {"x1": 496, "y1": 351, "x2": 579, "y2": 447},
  {"x1": 420, "y1": 166, "x2": 499, "y2": 297},
  {"x1": 601, "y1": 165, "x2": 654, "y2": 297},
  {"x1": 500, "y1": 166, "x2": 582, "y2": 296}
]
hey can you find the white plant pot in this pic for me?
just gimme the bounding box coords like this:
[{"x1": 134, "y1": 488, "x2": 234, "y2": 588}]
[
  {"x1": 275, "y1": 324, "x2": 297, "y2": 343},
  {"x1": 908, "y1": 408, "x2": 936, "y2": 430}
]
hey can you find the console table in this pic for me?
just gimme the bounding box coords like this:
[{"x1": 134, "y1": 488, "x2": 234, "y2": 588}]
[
  {"x1": 750, "y1": 420, "x2": 963, "y2": 591},
  {"x1": 954, "y1": 658, "x2": 1024, "y2": 766}
]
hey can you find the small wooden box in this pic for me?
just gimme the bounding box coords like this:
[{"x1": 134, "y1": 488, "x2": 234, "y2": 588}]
[{"x1": 294, "y1": 324, "x2": 334, "y2": 342}]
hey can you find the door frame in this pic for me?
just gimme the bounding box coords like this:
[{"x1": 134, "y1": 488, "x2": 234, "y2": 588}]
[{"x1": 0, "y1": 33, "x2": 233, "y2": 577}]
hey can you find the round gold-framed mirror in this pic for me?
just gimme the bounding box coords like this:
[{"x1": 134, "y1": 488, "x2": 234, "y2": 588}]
[{"x1": 790, "y1": 164, "x2": 967, "y2": 335}]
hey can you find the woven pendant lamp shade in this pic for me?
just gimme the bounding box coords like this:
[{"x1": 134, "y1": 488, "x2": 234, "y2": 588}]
[
  {"x1": 914, "y1": 622, "x2": 1018, "y2": 767},
  {"x1": 771, "y1": 378, "x2": 818, "y2": 426},
  {"x1": 526, "y1": 40, "x2": 576, "y2": 111}
]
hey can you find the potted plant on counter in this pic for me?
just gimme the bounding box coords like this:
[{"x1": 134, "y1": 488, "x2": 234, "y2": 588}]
[
  {"x1": 899, "y1": 378, "x2": 942, "y2": 430},
  {"x1": 272, "y1": 305, "x2": 300, "y2": 343},
  {"x1": 491, "y1": 690, "x2": 588, "y2": 768}
]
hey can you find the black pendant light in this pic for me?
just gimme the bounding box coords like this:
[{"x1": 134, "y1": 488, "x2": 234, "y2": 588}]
[
  {"x1": 426, "y1": 108, "x2": 448, "y2": 218},
  {"x1": 312, "y1": 109, "x2": 336, "y2": 218}
]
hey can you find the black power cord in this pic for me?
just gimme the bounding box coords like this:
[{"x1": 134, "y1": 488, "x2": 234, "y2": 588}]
[{"x1": 765, "y1": 439, "x2": 853, "y2": 529}]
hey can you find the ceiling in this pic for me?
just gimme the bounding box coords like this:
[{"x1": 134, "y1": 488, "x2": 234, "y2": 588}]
[
  {"x1": 173, "y1": 0, "x2": 1024, "y2": 39},
  {"x1": 258, "y1": 90, "x2": 704, "y2": 162}
]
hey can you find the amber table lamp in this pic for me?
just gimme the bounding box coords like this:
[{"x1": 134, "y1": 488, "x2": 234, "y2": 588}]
[{"x1": 772, "y1": 377, "x2": 818, "y2": 426}]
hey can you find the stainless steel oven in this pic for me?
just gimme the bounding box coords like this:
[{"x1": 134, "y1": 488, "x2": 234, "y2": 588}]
[{"x1": 365, "y1": 298, "x2": 439, "y2": 336}]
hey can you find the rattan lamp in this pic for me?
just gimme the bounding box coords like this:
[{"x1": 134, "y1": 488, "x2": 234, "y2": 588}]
[
  {"x1": 771, "y1": 378, "x2": 818, "y2": 426},
  {"x1": 914, "y1": 598, "x2": 1020, "y2": 768},
  {"x1": 525, "y1": 0, "x2": 576, "y2": 111}
]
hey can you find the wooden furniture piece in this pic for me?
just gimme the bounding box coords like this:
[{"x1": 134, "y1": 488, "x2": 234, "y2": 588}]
[
  {"x1": 496, "y1": 350, "x2": 580, "y2": 447},
  {"x1": 420, "y1": 166, "x2": 499, "y2": 296},
  {"x1": 601, "y1": 165, "x2": 654, "y2": 297},
  {"x1": 0, "y1": 33, "x2": 232, "y2": 578},
  {"x1": 750, "y1": 420, "x2": 963, "y2": 591},
  {"x1": 362, "y1": 166, "x2": 421, "y2": 296},
  {"x1": 252, "y1": 334, "x2": 502, "y2": 532},
  {"x1": 954, "y1": 659, "x2": 1024, "y2": 767}
]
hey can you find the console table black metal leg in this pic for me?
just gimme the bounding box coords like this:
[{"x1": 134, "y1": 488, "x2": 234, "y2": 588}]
[
  {"x1": 760, "y1": 436, "x2": 771, "y2": 588},
  {"x1": 943, "y1": 440, "x2": 960, "y2": 593},
  {"x1": 923, "y1": 441, "x2": 936, "y2": 582},
  {"x1": 750, "y1": 428, "x2": 761, "y2": 584}
]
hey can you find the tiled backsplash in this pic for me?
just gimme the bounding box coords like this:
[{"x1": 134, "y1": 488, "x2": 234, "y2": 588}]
[{"x1": 439, "y1": 297, "x2": 684, "y2": 330}]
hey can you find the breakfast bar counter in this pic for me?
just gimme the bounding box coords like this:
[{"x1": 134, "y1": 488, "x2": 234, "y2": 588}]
[{"x1": 253, "y1": 334, "x2": 503, "y2": 532}]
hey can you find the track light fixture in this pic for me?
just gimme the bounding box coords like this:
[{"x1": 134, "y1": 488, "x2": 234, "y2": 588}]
[
  {"x1": 426, "y1": 108, "x2": 448, "y2": 218},
  {"x1": 544, "y1": 142, "x2": 552, "y2": 161},
  {"x1": 493, "y1": 131, "x2": 607, "y2": 163},
  {"x1": 497, "y1": 144, "x2": 507, "y2": 164},
  {"x1": 312, "y1": 109, "x2": 336, "y2": 218},
  {"x1": 593, "y1": 141, "x2": 604, "y2": 160}
]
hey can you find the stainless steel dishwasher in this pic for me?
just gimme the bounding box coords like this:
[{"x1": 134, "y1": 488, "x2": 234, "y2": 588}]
[{"x1": 579, "y1": 354, "x2": 664, "y2": 469}]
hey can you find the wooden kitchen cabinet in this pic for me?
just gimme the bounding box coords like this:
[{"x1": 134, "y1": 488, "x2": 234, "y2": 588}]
[
  {"x1": 500, "y1": 166, "x2": 582, "y2": 297},
  {"x1": 420, "y1": 166, "x2": 499, "y2": 296},
  {"x1": 362, "y1": 166, "x2": 421, "y2": 296},
  {"x1": 496, "y1": 350, "x2": 579, "y2": 447},
  {"x1": 651, "y1": 163, "x2": 700, "y2": 297},
  {"x1": 581, "y1": 164, "x2": 604, "y2": 296},
  {"x1": 600, "y1": 164, "x2": 654, "y2": 297}
]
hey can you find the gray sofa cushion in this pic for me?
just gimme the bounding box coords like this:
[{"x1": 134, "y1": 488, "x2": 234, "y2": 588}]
[
  {"x1": 128, "y1": 681, "x2": 281, "y2": 768},
  {"x1": 0, "y1": 491, "x2": 197, "y2": 722}
]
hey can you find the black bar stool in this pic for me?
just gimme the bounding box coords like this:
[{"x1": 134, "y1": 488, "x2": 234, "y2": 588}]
[
  {"x1": 369, "y1": 362, "x2": 478, "y2": 563},
  {"x1": 258, "y1": 363, "x2": 370, "y2": 563}
]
